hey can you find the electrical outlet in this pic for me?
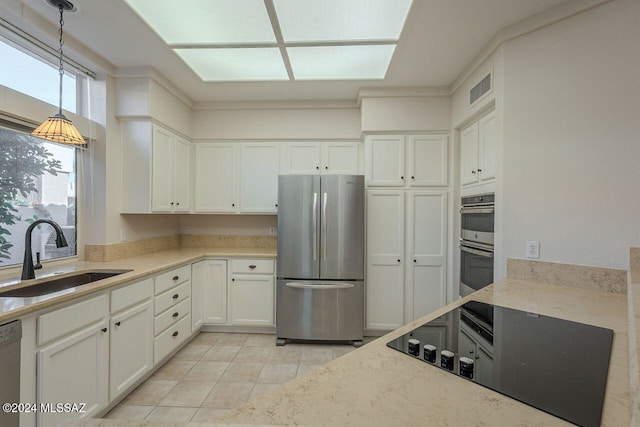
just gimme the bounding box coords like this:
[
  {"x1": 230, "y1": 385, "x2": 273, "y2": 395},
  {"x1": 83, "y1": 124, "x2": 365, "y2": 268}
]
[
  {"x1": 269, "y1": 227, "x2": 276, "y2": 236},
  {"x1": 120, "y1": 229, "x2": 127, "y2": 242},
  {"x1": 183, "y1": 225, "x2": 191, "y2": 235},
  {"x1": 526, "y1": 241, "x2": 540, "y2": 259}
]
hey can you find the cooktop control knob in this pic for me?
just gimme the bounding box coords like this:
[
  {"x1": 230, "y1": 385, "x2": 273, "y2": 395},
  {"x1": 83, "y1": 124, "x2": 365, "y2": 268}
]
[
  {"x1": 441, "y1": 350, "x2": 455, "y2": 371},
  {"x1": 423, "y1": 344, "x2": 436, "y2": 363},
  {"x1": 408, "y1": 338, "x2": 420, "y2": 356},
  {"x1": 459, "y1": 357, "x2": 474, "y2": 379}
]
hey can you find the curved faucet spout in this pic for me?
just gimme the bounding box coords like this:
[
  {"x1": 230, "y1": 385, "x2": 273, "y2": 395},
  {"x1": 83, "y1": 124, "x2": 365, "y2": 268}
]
[{"x1": 21, "y1": 219, "x2": 69, "y2": 281}]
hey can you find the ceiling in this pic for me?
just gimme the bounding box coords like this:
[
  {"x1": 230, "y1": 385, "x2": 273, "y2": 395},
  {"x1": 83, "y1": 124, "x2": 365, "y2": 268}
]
[{"x1": 14, "y1": 0, "x2": 569, "y2": 102}]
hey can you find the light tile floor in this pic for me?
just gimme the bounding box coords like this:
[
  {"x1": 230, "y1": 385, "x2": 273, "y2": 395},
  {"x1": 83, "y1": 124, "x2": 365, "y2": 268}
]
[{"x1": 104, "y1": 332, "x2": 371, "y2": 423}]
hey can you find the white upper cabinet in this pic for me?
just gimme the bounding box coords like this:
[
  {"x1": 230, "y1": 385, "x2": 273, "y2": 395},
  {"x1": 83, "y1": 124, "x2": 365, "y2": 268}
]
[
  {"x1": 281, "y1": 141, "x2": 360, "y2": 175},
  {"x1": 407, "y1": 135, "x2": 448, "y2": 187},
  {"x1": 240, "y1": 143, "x2": 280, "y2": 213},
  {"x1": 194, "y1": 143, "x2": 237, "y2": 213},
  {"x1": 460, "y1": 110, "x2": 496, "y2": 187},
  {"x1": 195, "y1": 142, "x2": 280, "y2": 214},
  {"x1": 121, "y1": 121, "x2": 192, "y2": 213},
  {"x1": 365, "y1": 134, "x2": 448, "y2": 187}
]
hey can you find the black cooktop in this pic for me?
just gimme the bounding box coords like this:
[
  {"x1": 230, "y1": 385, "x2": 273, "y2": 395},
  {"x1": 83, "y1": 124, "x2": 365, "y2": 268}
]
[{"x1": 387, "y1": 301, "x2": 614, "y2": 427}]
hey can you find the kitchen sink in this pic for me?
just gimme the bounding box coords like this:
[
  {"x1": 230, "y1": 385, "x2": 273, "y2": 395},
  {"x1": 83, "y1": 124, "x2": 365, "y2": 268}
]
[{"x1": 0, "y1": 270, "x2": 132, "y2": 298}]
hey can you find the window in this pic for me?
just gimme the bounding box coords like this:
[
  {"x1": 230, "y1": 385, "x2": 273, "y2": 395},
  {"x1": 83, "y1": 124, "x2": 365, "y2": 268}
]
[
  {"x1": 0, "y1": 128, "x2": 77, "y2": 267},
  {"x1": 0, "y1": 38, "x2": 77, "y2": 113}
]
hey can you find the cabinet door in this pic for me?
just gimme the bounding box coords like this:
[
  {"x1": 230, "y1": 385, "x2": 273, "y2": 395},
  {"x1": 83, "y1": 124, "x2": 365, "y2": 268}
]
[
  {"x1": 365, "y1": 135, "x2": 405, "y2": 187},
  {"x1": 406, "y1": 191, "x2": 447, "y2": 322},
  {"x1": 37, "y1": 323, "x2": 109, "y2": 426},
  {"x1": 109, "y1": 300, "x2": 153, "y2": 400},
  {"x1": 322, "y1": 142, "x2": 360, "y2": 174},
  {"x1": 173, "y1": 135, "x2": 191, "y2": 212},
  {"x1": 151, "y1": 125, "x2": 175, "y2": 212},
  {"x1": 282, "y1": 142, "x2": 321, "y2": 174},
  {"x1": 476, "y1": 344, "x2": 494, "y2": 385},
  {"x1": 240, "y1": 143, "x2": 279, "y2": 213},
  {"x1": 192, "y1": 259, "x2": 227, "y2": 327},
  {"x1": 458, "y1": 327, "x2": 477, "y2": 361},
  {"x1": 408, "y1": 135, "x2": 448, "y2": 187},
  {"x1": 194, "y1": 143, "x2": 237, "y2": 213},
  {"x1": 478, "y1": 110, "x2": 496, "y2": 182},
  {"x1": 460, "y1": 123, "x2": 479, "y2": 186},
  {"x1": 229, "y1": 275, "x2": 274, "y2": 326},
  {"x1": 366, "y1": 190, "x2": 404, "y2": 330}
]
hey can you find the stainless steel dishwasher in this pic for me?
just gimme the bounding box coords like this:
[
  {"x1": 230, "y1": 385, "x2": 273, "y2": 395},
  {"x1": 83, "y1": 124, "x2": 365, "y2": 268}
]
[{"x1": 0, "y1": 319, "x2": 21, "y2": 427}]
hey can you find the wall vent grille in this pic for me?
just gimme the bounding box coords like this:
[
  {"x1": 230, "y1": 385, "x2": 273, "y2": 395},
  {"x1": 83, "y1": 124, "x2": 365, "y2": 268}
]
[{"x1": 470, "y1": 73, "x2": 491, "y2": 105}]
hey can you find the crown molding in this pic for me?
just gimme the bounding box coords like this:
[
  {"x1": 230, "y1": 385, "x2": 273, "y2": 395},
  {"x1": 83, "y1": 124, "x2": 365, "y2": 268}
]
[
  {"x1": 114, "y1": 66, "x2": 194, "y2": 109},
  {"x1": 193, "y1": 99, "x2": 358, "y2": 111}
]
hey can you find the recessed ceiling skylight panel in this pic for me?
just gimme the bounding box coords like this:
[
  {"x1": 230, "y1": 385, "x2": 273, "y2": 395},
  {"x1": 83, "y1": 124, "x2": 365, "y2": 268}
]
[
  {"x1": 175, "y1": 48, "x2": 289, "y2": 81},
  {"x1": 123, "y1": 0, "x2": 276, "y2": 44}
]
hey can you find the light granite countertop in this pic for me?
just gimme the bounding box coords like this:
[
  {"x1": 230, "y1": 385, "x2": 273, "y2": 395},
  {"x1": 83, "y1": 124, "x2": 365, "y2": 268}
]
[
  {"x1": 0, "y1": 247, "x2": 276, "y2": 323},
  {"x1": 60, "y1": 277, "x2": 629, "y2": 427}
]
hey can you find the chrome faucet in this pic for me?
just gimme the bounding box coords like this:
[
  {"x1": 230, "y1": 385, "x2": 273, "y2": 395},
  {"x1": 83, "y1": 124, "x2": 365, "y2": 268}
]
[{"x1": 21, "y1": 219, "x2": 68, "y2": 280}]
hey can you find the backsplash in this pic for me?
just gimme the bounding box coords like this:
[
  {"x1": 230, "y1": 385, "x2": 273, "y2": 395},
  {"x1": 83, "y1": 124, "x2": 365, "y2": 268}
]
[
  {"x1": 507, "y1": 258, "x2": 627, "y2": 294},
  {"x1": 85, "y1": 234, "x2": 277, "y2": 261}
]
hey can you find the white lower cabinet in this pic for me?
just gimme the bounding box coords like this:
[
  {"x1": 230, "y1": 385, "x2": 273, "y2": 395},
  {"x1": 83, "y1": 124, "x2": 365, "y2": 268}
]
[
  {"x1": 366, "y1": 189, "x2": 448, "y2": 331},
  {"x1": 228, "y1": 259, "x2": 275, "y2": 326},
  {"x1": 192, "y1": 259, "x2": 228, "y2": 331},
  {"x1": 109, "y1": 278, "x2": 154, "y2": 400},
  {"x1": 37, "y1": 295, "x2": 109, "y2": 427},
  {"x1": 153, "y1": 266, "x2": 192, "y2": 364}
]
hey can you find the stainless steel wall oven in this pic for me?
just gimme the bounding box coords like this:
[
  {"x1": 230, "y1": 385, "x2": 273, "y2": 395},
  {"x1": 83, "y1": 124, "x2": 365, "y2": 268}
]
[{"x1": 460, "y1": 193, "x2": 494, "y2": 297}]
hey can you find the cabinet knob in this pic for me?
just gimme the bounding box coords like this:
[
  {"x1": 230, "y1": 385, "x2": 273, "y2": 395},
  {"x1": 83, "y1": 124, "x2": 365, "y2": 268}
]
[
  {"x1": 469, "y1": 349, "x2": 474, "y2": 354},
  {"x1": 275, "y1": 204, "x2": 278, "y2": 207},
  {"x1": 172, "y1": 312, "x2": 179, "y2": 318},
  {"x1": 232, "y1": 278, "x2": 235, "y2": 282},
  {"x1": 101, "y1": 327, "x2": 108, "y2": 333},
  {"x1": 249, "y1": 265, "x2": 257, "y2": 269},
  {"x1": 475, "y1": 355, "x2": 480, "y2": 360},
  {"x1": 115, "y1": 321, "x2": 121, "y2": 327},
  {"x1": 232, "y1": 203, "x2": 235, "y2": 207},
  {"x1": 316, "y1": 166, "x2": 319, "y2": 170},
  {"x1": 477, "y1": 168, "x2": 482, "y2": 172},
  {"x1": 172, "y1": 275, "x2": 179, "y2": 281},
  {"x1": 401, "y1": 176, "x2": 404, "y2": 180},
  {"x1": 413, "y1": 259, "x2": 416, "y2": 263},
  {"x1": 170, "y1": 202, "x2": 174, "y2": 205},
  {"x1": 411, "y1": 176, "x2": 415, "y2": 179},
  {"x1": 325, "y1": 166, "x2": 328, "y2": 170},
  {"x1": 176, "y1": 202, "x2": 180, "y2": 206},
  {"x1": 471, "y1": 170, "x2": 476, "y2": 174},
  {"x1": 397, "y1": 259, "x2": 401, "y2": 263},
  {"x1": 172, "y1": 331, "x2": 179, "y2": 337},
  {"x1": 172, "y1": 293, "x2": 179, "y2": 299}
]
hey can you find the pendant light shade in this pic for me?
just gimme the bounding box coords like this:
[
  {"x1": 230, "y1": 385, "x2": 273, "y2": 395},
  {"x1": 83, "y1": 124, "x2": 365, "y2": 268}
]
[
  {"x1": 32, "y1": 0, "x2": 86, "y2": 146},
  {"x1": 31, "y1": 113, "x2": 85, "y2": 145}
]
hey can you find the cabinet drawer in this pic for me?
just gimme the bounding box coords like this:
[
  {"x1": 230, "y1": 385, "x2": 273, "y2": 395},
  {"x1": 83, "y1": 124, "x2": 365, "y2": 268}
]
[
  {"x1": 154, "y1": 314, "x2": 191, "y2": 364},
  {"x1": 155, "y1": 281, "x2": 190, "y2": 315},
  {"x1": 38, "y1": 294, "x2": 108, "y2": 346},
  {"x1": 111, "y1": 278, "x2": 153, "y2": 314},
  {"x1": 155, "y1": 298, "x2": 190, "y2": 336},
  {"x1": 155, "y1": 265, "x2": 191, "y2": 295},
  {"x1": 230, "y1": 259, "x2": 274, "y2": 275}
]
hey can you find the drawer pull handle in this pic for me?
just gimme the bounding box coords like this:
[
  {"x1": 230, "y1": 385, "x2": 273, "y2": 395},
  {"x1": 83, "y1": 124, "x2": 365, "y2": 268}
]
[
  {"x1": 172, "y1": 331, "x2": 179, "y2": 337},
  {"x1": 172, "y1": 293, "x2": 179, "y2": 299},
  {"x1": 172, "y1": 312, "x2": 179, "y2": 318},
  {"x1": 172, "y1": 275, "x2": 179, "y2": 281},
  {"x1": 115, "y1": 321, "x2": 121, "y2": 327},
  {"x1": 101, "y1": 327, "x2": 108, "y2": 333},
  {"x1": 249, "y1": 265, "x2": 257, "y2": 269}
]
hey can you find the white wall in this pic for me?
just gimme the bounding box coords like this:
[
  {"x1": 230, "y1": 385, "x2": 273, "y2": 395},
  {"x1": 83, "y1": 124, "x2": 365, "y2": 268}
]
[
  {"x1": 179, "y1": 215, "x2": 276, "y2": 236},
  {"x1": 501, "y1": 0, "x2": 640, "y2": 271},
  {"x1": 361, "y1": 96, "x2": 451, "y2": 132},
  {"x1": 192, "y1": 106, "x2": 361, "y2": 140}
]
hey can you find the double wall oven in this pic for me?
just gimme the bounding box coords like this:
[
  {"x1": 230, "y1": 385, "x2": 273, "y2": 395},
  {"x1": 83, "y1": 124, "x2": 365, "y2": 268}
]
[{"x1": 459, "y1": 193, "x2": 494, "y2": 297}]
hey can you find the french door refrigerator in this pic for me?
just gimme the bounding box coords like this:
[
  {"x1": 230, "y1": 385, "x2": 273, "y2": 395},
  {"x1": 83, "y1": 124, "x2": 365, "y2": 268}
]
[{"x1": 276, "y1": 175, "x2": 364, "y2": 346}]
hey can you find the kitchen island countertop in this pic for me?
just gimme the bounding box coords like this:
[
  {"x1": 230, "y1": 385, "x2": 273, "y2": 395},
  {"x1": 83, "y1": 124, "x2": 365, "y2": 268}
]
[{"x1": 60, "y1": 277, "x2": 629, "y2": 427}]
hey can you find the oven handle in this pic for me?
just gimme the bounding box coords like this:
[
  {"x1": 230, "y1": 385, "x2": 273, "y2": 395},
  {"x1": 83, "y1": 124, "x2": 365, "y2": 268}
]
[
  {"x1": 460, "y1": 206, "x2": 494, "y2": 214},
  {"x1": 460, "y1": 245, "x2": 494, "y2": 258}
]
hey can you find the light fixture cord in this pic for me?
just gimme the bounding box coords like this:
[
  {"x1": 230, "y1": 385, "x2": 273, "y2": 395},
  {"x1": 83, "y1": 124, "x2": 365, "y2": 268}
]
[{"x1": 57, "y1": 4, "x2": 64, "y2": 116}]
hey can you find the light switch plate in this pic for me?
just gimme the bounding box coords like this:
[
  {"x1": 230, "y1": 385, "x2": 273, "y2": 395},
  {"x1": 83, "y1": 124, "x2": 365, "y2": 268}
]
[{"x1": 526, "y1": 240, "x2": 540, "y2": 259}]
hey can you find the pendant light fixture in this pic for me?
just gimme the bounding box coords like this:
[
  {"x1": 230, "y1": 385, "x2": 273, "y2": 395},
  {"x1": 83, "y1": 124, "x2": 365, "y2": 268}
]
[{"x1": 31, "y1": 0, "x2": 85, "y2": 146}]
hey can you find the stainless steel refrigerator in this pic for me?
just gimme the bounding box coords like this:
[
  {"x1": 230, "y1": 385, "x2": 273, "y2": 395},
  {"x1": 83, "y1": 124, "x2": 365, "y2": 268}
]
[{"x1": 276, "y1": 175, "x2": 364, "y2": 346}]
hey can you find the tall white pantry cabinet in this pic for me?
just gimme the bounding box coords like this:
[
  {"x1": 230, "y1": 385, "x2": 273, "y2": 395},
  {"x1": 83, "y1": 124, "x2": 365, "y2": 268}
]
[{"x1": 365, "y1": 134, "x2": 448, "y2": 331}]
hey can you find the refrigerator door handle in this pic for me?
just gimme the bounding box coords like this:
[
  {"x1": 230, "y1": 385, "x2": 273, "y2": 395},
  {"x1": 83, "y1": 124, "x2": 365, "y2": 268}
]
[
  {"x1": 322, "y1": 192, "x2": 328, "y2": 261},
  {"x1": 312, "y1": 192, "x2": 318, "y2": 261},
  {"x1": 285, "y1": 282, "x2": 355, "y2": 290}
]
